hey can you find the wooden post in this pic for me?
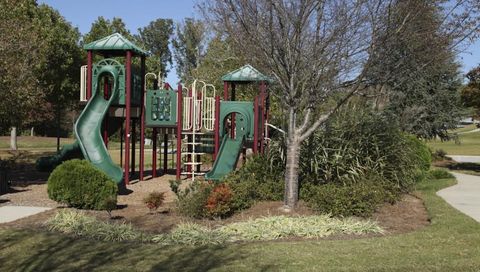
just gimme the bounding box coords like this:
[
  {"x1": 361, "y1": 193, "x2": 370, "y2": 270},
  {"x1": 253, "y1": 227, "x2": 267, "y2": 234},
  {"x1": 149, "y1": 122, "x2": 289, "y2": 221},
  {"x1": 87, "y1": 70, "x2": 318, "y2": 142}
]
[
  {"x1": 223, "y1": 82, "x2": 229, "y2": 100},
  {"x1": 131, "y1": 119, "x2": 136, "y2": 175},
  {"x1": 139, "y1": 56, "x2": 146, "y2": 181},
  {"x1": 231, "y1": 83, "x2": 236, "y2": 139},
  {"x1": 253, "y1": 96, "x2": 258, "y2": 154},
  {"x1": 176, "y1": 84, "x2": 183, "y2": 180},
  {"x1": 124, "y1": 50, "x2": 132, "y2": 185}
]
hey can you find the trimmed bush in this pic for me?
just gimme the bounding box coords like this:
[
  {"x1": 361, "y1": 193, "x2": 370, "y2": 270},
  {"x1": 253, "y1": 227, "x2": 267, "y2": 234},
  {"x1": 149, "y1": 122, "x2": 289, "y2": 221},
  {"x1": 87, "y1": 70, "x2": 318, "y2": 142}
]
[
  {"x1": 47, "y1": 159, "x2": 117, "y2": 210},
  {"x1": 301, "y1": 181, "x2": 386, "y2": 217},
  {"x1": 205, "y1": 183, "x2": 234, "y2": 218},
  {"x1": 173, "y1": 181, "x2": 215, "y2": 218},
  {"x1": 144, "y1": 191, "x2": 166, "y2": 212}
]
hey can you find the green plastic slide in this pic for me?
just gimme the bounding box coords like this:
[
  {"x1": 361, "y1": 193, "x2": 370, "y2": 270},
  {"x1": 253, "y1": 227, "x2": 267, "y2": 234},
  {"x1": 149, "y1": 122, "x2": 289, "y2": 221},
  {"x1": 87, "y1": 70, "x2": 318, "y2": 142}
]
[
  {"x1": 205, "y1": 135, "x2": 244, "y2": 180},
  {"x1": 74, "y1": 66, "x2": 123, "y2": 183}
]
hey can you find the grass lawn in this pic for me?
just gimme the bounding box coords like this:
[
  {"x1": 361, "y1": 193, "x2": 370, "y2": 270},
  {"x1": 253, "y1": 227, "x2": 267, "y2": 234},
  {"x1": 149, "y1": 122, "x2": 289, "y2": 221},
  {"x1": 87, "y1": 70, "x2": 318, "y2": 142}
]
[
  {"x1": 1, "y1": 178, "x2": 479, "y2": 271},
  {"x1": 427, "y1": 131, "x2": 480, "y2": 155}
]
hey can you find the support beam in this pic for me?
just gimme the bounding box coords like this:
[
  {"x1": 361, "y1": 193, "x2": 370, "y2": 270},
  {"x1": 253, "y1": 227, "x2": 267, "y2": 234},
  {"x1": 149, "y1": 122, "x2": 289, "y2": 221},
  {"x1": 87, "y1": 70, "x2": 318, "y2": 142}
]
[
  {"x1": 253, "y1": 96, "x2": 258, "y2": 154},
  {"x1": 214, "y1": 95, "x2": 220, "y2": 160},
  {"x1": 176, "y1": 84, "x2": 183, "y2": 180},
  {"x1": 223, "y1": 82, "x2": 229, "y2": 100},
  {"x1": 87, "y1": 51, "x2": 92, "y2": 100},
  {"x1": 131, "y1": 119, "x2": 136, "y2": 175},
  {"x1": 124, "y1": 50, "x2": 132, "y2": 185},
  {"x1": 152, "y1": 128, "x2": 157, "y2": 178},
  {"x1": 163, "y1": 134, "x2": 168, "y2": 173},
  {"x1": 103, "y1": 77, "x2": 109, "y2": 146},
  {"x1": 139, "y1": 56, "x2": 146, "y2": 181}
]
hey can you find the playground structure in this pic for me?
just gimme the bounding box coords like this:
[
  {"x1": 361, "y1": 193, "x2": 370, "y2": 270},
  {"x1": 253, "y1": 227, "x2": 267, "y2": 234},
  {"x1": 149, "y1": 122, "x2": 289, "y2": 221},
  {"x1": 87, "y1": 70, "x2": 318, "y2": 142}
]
[{"x1": 37, "y1": 33, "x2": 271, "y2": 185}]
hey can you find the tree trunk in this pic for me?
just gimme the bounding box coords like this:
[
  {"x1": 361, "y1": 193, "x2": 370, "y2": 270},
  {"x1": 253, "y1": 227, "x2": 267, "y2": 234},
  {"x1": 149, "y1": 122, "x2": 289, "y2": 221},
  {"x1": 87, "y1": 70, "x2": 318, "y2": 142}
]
[
  {"x1": 283, "y1": 137, "x2": 301, "y2": 210},
  {"x1": 30, "y1": 127, "x2": 34, "y2": 137},
  {"x1": 10, "y1": 127, "x2": 17, "y2": 151},
  {"x1": 56, "y1": 109, "x2": 61, "y2": 152}
]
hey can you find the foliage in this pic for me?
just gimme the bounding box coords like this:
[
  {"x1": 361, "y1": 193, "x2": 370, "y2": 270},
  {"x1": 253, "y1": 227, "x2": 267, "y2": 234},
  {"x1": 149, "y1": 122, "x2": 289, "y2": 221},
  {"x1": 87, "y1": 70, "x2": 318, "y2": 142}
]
[
  {"x1": 143, "y1": 192, "x2": 166, "y2": 212},
  {"x1": 136, "y1": 19, "x2": 174, "y2": 77},
  {"x1": 297, "y1": 104, "x2": 429, "y2": 192},
  {"x1": 461, "y1": 66, "x2": 480, "y2": 117},
  {"x1": 47, "y1": 159, "x2": 118, "y2": 210},
  {"x1": 205, "y1": 183, "x2": 234, "y2": 218},
  {"x1": 103, "y1": 197, "x2": 117, "y2": 218},
  {"x1": 301, "y1": 177, "x2": 390, "y2": 217},
  {"x1": 172, "y1": 18, "x2": 205, "y2": 81},
  {"x1": 83, "y1": 16, "x2": 133, "y2": 44},
  {"x1": 46, "y1": 210, "x2": 143, "y2": 242},
  {"x1": 367, "y1": 0, "x2": 464, "y2": 140},
  {"x1": 427, "y1": 168, "x2": 454, "y2": 180},
  {"x1": 431, "y1": 149, "x2": 447, "y2": 161},
  {"x1": 172, "y1": 180, "x2": 214, "y2": 218},
  {"x1": 223, "y1": 155, "x2": 284, "y2": 211},
  {"x1": 152, "y1": 215, "x2": 382, "y2": 245}
]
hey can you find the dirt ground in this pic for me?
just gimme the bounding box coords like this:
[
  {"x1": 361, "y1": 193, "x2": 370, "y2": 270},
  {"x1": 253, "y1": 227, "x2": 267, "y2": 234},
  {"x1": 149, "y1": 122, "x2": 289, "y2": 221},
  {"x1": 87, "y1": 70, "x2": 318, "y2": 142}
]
[{"x1": 0, "y1": 167, "x2": 430, "y2": 236}]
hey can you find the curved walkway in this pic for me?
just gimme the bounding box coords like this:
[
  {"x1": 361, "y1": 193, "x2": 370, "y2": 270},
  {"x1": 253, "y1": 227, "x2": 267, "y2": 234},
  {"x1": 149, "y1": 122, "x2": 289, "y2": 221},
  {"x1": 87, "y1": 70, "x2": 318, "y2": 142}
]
[{"x1": 437, "y1": 172, "x2": 480, "y2": 223}]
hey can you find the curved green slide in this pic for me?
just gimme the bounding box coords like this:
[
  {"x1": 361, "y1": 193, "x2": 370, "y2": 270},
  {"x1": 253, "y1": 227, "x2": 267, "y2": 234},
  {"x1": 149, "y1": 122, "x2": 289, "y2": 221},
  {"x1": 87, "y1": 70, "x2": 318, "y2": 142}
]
[
  {"x1": 74, "y1": 65, "x2": 123, "y2": 183},
  {"x1": 205, "y1": 135, "x2": 244, "y2": 180}
]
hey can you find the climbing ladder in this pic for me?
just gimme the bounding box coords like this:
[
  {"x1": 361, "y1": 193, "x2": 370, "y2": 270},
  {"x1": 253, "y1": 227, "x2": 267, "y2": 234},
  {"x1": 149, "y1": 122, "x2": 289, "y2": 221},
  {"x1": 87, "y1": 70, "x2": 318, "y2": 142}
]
[{"x1": 180, "y1": 80, "x2": 216, "y2": 180}]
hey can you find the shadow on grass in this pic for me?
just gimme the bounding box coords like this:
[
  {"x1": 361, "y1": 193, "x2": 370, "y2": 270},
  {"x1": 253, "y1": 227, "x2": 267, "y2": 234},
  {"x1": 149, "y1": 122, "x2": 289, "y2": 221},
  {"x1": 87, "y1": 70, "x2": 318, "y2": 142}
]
[{"x1": 0, "y1": 229, "x2": 249, "y2": 271}]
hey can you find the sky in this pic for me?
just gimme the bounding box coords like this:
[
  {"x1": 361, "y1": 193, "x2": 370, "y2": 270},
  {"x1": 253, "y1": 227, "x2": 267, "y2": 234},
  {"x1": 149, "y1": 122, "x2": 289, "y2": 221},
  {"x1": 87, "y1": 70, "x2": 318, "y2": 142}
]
[{"x1": 39, "y1": 0, "x2": 480, "y2": 83}]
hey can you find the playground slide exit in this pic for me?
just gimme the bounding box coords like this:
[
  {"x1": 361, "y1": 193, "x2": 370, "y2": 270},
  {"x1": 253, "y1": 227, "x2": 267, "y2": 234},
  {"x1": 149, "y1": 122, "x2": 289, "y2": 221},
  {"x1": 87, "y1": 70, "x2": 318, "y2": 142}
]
[
  {"x1": 205, "y1": 135, "x2": 244, "y2": 180},
  {"x1": 74, "y1": 66, "x2": 123, "y2": 183}
]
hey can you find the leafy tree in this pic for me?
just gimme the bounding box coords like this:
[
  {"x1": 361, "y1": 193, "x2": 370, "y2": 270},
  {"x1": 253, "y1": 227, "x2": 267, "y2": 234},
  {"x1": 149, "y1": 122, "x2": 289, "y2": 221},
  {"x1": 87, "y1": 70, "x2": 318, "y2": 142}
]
[
  {"x1": 367, "y1": 0, "x2": 464, "y2": 140},
  {"x1": 172, "y1": 18, "x2": 206, "y2": 82},
  {"x1": 203, "y1": 0, "x2": 480, "y2": 209},
  {"x1": 461, "y1": 66, "x2": 480, "y2": 117},
  {"x1": 83, "y1": 17, "x2": 133, "y2": 44},
  {"x1": 137, "y1": 19, "x2": 174, "y2": 77}
]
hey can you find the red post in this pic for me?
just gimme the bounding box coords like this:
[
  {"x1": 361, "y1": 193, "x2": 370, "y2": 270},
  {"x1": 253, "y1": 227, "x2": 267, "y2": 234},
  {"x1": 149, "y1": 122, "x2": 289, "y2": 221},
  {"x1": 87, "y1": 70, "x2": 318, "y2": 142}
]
[
  {"x1": 260, "y1": 82, "x2": 266, "y2": 153},
  {"x1": 163, "y1": 134, "x2": 168, "y2": 173},
  {"x1": 213, "y1": 95, "x2": 220, "y2": 160},
  {"x1": 124, "y1": 50, "x2": 132, "y2": 185},
  {"x1": 152, "y1": 128, "x2": 157, "y2": 178},
  {"x1": 176, "y1": 84, "x2": 183, "y2": 180},
  {"x1": 140, "y1": 56, "x2": 146, "y2": 181},
  {"x1": 87, "y1": 51, "x2": 93, "y2": 100},
  {"x1": 231, "y1": 83, "x2": 236, "y2": 139},
  {"x1": 253, "y1": 96, "x2": 258, "y2": 154},
  {"x1": 131, "y1": 119, "x2": 136, "y2": 175},
  {"x1": 223, "y1": 82, "x2": 229, "y2": 100}
]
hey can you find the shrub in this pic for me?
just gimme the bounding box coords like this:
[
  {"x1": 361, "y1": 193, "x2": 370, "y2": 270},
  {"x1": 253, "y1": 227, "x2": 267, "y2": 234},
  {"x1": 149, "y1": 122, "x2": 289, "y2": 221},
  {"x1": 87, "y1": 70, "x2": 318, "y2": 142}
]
[
  {"x1": 143, "y1": 191, "x2": 166, "y2": 212},
  {"x1": 173, "y1": 180, "x2": 215, "y2": 218},
  {"x1": 205, "y1": 183, "x2": 234, "y2": 218},
  {"x1": 301, "y1": 176, "x2": 390, "y2": 217},
  {"x1": 47, "y1": 159, "x2": 117, "y2": 210},
  {"x1": 428, "y1": 168, "x2": 454, "y2": 179},
  {"x1": 431, "y1": 148, "x2": 448, "y2": 161},
  {"x1": 224, "y1": 155, "x2": 284, "y2": 211}
]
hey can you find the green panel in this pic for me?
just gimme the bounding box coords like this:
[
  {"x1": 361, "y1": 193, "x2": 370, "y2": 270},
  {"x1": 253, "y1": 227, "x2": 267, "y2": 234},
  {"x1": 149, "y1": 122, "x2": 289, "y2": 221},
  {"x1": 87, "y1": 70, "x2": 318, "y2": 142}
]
[
  {"x1": 219, "y1": 101, "x2": 254, "y2": 140},
  {"x1": 145, "y1": 89, "x2": 177, "y2": 127}
]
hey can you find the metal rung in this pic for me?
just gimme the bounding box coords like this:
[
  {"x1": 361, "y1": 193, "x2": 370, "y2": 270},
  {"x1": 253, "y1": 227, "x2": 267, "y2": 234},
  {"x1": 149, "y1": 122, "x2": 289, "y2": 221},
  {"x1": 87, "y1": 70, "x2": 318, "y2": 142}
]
[
  {"x1": 185, "y1": 142, "x2": 202, "y2": 145},
  {"x1": 182, "y1": 131, "x2": 206, "y2": 135},
  {"x1": 184, "y1": 162, "x2": 203, "y2": 165},
  {"x1": 182, "y1": 152, "x2": 206, "y2": 155},
  {"x1": 181, "y1": 172, "x2": 205, "y2": 176}
]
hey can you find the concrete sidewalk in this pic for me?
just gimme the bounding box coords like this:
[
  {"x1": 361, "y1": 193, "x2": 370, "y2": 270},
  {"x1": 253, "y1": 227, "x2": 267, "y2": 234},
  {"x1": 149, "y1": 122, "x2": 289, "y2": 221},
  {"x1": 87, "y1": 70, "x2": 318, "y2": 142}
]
[
  {"x1": 447, "y1": 155, "x2": 480, "y2": 163},
  {"x1": 437, "y1": 172, "x2": 480, "y2": 223},
  {"x1": 0, "y1": 206, "x2": 51, "y2": 223}
]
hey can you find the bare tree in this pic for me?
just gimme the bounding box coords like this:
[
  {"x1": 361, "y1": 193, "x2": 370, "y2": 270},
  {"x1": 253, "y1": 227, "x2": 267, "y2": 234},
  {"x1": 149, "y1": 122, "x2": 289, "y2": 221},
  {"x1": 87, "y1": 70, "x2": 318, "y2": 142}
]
[{"x1": 201, "y1": 0, "x2": 480, "y2": 210}]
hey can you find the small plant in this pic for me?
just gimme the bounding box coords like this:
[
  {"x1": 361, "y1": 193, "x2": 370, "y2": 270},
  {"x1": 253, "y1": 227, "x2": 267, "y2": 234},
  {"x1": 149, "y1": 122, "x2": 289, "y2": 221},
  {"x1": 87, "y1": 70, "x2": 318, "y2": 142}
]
[
  {"x1": 432, "y1": 149, "x2": 448, "y2": 161},
  {"x1": 143, "y1": 191, "x2": 166, "y2": 213},
  {"x1": 103, "y1": 197, "x2": 117, "y2": 218},
  {"x1": 175, "y1": 181, "x2": 214, "y2": 218},
  {"x1": 428, "y1": 168, "x2": 454, "y2": 180},
  {"x1": 205, "y1": 183, "x2": 234, "y2": 218}
]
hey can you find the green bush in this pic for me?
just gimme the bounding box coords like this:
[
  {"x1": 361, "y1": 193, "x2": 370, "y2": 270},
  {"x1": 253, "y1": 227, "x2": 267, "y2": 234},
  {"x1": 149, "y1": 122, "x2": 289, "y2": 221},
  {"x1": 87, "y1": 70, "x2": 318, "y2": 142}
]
[
  {"x1": 173, "y1": 180, "x2": 214, "y2": 218},
  {"x1": 224, "y1": 155, "x2": 284, "y2": 211},
  {"x1": 47, "y1": 159, "x2": 117, "y2": 210},
  {"x1": 301, "y1": 178, "x2": 387, "y2": 217},
  {"x1": 428, "y1": 168, "x2": 454, "y2": 180}
]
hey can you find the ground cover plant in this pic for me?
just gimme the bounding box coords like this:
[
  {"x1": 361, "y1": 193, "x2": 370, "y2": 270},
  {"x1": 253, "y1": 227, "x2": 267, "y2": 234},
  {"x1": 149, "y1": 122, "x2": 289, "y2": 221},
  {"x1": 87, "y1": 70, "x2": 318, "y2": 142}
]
[
  {"x1": 1, "y1": 175, "x2": 478, "y2": 271},
  {"x1": 47, "y1": 159, "x2": 117, "y2": 210}
]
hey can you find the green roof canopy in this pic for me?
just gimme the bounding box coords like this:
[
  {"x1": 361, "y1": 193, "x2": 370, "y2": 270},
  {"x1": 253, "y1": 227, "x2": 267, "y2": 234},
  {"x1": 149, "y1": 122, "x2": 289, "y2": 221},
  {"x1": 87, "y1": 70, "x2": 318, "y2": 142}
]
[
  {"x1": 83, "y1": 33, "x2": 148, "y2": 57},
  {"x1": 222, "y1": 65, "x2": 273, "y2": 83}
]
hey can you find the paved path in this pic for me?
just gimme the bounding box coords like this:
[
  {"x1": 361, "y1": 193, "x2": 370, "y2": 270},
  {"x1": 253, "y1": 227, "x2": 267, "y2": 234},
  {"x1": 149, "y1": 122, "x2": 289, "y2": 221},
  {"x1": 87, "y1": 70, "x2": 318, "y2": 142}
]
[
  {"x1": 437, "y1": 172, "x2": 480, "y2": 223},
  {"x1": 447, "y1": 155, "x2": 480, "y2": 163},
  {"x1": 0, "y1": 206, "x2": 51, "y2": 223},
  {"x1": 457, "y1": 128, "x2": 480, "y2": 135}
]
